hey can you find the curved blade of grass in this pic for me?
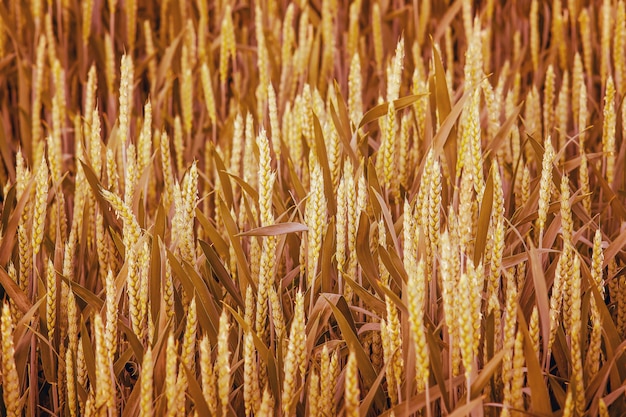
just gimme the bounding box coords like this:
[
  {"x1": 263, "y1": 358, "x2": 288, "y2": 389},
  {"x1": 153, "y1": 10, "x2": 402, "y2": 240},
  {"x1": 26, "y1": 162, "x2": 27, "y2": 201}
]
[
  {"x1": 211, "y1": 144, "x2": 234, "y2": 208},
  {"x1": 216, "y1": 198, "x2": 253, "y2": 294},
  {"x1": 470, "y1": 350, "x2": 505, "y2": 399},
  {"x1": 119, "y1": 320, "x2": 144, "y2": 363},
  {"x1": 378, "y1": 245, "x2": 408, "y2": 288},
  {"x1": 426, "y1": 323, "x2": 451, "y2": 413},
  {"x1": 333, "y1": 80, "x2": 352, "y2": 137},
  {"x1": 165, "y1": 246, "x2": 219, "y2": 344},
  {"x1": 527, "y1": 242, "x2": 551, "y2": 363},
  {"x1": 382, "y1": 375, "x2": 465, "y2": 416},
  {"x1": 343, "y1": 275, "x2": 386, "y2": 317},
  {"x1": 81, "y1": 321, "x2": 97, "y2": 387},
  {"x1": 330, "y1": 101, "x2": 358, "y2": 166},
  {"x1": 0, "y1": 183, "x2": 15, "y2": 230},
  {"x1": 319, "y1": 218, "x2": 336, "y2": 295},
  {"x1": 323, "y1": 295, "x2": 386, "y2": 409},
  {"x1": 602, "y1": 228, "x2": 626, "y2": 268},
  {"x1": 357, "y1": 94, "x2": 424, "y2": 129},
  {"x1": 0, "y1": 180, "x2": 32, "y2": 266},
  {"x1": 199, "y1": 239, "x2": 244, "y2": 310},
  {"x1": 155, "y1": 30, "x2": 183, "y2": 91},
  {"x1": 359, "y1": 357, "x2": 389, "y2": 417},
  {"x1": 120, "y1": 376, "x2": 141, "y2": 417},
  {"x1": 372, "y1": 189, "x2": 400, "y2": 252},
  {"x1": 223, "y1": 303, "x2": 280, "y2": 401},
  {"x1": 313, "y1": 112, "x2": 336, "y2": 216},
  {"x1": 432, "y1": 91, "x2": 469, "y2": 172},
  {"x1": 516, "y1": 306, "x2": 552, "y2": 415},
  {"x1": 79, "y1": 160, "x2": 119, "y2": 229},
  {"x1": 590, "y1": 161, "x2": 626, "y2": 222},
  {"x1": 63, "y1": 277, "x2": 104, "y2": 310},
  {"x1": 149, "y1": 234, "x2": 162, "y2": 326},
  {"x1": 237, "y1": 222, "x2": 308, "y2": 236},
  {"x1": 355, "y1": 211, "x2": 384, "y2": 298},
  {"x1": 223, "y1": 171, "x2": 259, "y2": 201},
  {"x1": 196, "y1": 208, "x2": 229, "y2": 256},
  {"x1": 378, "y1": 274, "x2": 408, "y2": 314},
  {"x1": 474, "y1": 170, "x2": 494, "y2": 266},
  {"x1": 0, "y1": 266, "x2": 31, "y2": 314},
  {"x1": 182, "y1": 362, "x2": 213, "y2": 417},
  {"x1": 484, "y1": 103, "x2": 524, "y2": 156},
  {"x1": 585, "y1": 272, "x2": 626, "y2": 376},
  {"x1": 285, "y1": 154, "x2": 307, "y2": 201}
]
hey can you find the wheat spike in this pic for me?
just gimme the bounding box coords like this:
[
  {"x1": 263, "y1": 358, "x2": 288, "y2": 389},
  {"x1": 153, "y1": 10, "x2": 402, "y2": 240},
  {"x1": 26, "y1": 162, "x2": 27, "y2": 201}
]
[
  {"x1": 140, "y1": 345, "x2": 154, "y2": 415},
  {"x1": 218, "y1": 309, "x2": 231, "y2": 417},
  {"x1": 281, "y1": 291, "x2": 306, "y2": 414},
  {"x1": 579, "y1": 8, "x2": 593, "y2": 80},
  {"x1": 345, "y1": 350, "x2": 359, "y2": 417},
  {"x1": 602, "y1": 76, "x2": 617, "y2": 186},
  {"x1": 1, "y1": 303, "x2": 22, "y2": 417},
  {"x1": 32, "y1": 154, "x2": 49, "y2": 256}
]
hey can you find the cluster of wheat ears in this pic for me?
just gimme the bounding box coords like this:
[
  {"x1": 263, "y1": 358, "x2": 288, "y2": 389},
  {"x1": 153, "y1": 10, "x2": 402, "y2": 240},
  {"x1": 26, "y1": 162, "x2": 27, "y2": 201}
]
[{"x1": 0, "y1": 0, "x2": 625, "y2": 416}]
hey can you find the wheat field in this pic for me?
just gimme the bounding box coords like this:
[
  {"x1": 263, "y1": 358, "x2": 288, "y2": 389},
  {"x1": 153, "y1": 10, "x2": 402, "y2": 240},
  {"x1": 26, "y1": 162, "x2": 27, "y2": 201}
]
[{"x1": 0, "y1": 0, "x2": 625, "y2": 416}]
